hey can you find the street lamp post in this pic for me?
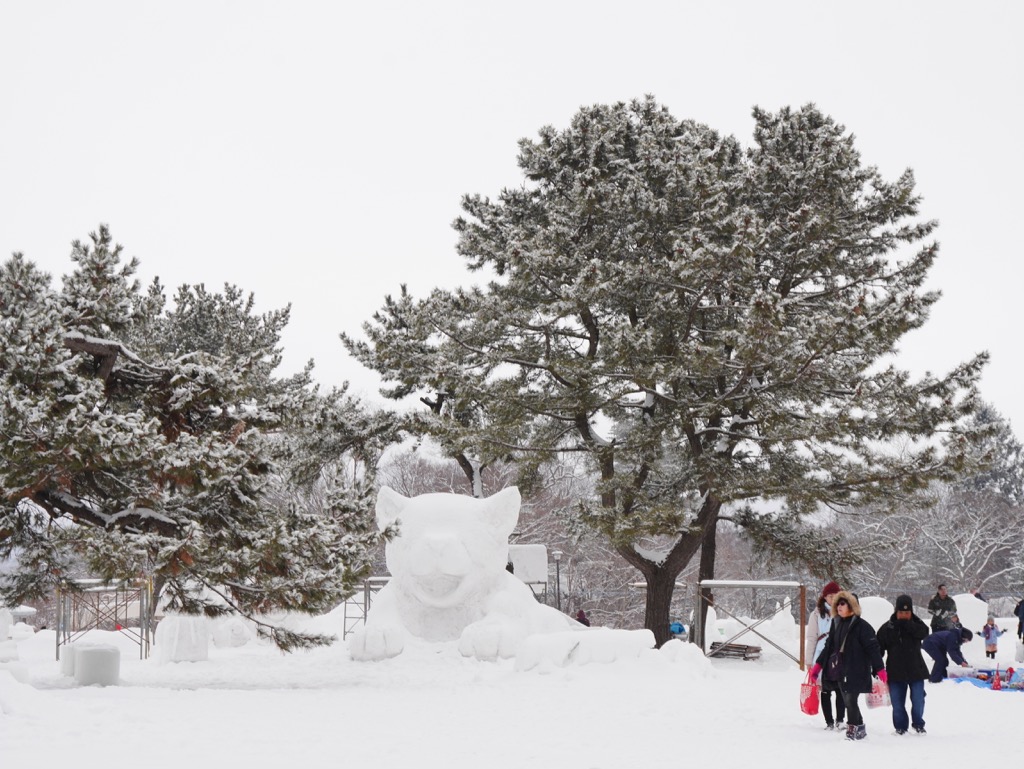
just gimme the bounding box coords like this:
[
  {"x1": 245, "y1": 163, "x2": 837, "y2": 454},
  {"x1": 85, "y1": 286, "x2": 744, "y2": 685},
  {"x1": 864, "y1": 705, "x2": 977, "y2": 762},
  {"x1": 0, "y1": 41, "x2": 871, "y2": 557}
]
[{"x1": 552, "y1": 550, "x2": 563, "y2": 612}]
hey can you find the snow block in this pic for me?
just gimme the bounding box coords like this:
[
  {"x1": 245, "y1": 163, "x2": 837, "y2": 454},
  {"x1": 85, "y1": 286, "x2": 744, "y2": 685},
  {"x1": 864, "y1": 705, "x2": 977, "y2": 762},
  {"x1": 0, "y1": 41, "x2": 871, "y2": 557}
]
[
  {"x1": 155, "y1": 615, "x2": 210, "y2": 662},
  {"x1": 73, "y1": 644, "x2": 120, "y2": 686},
  {"x1": 0, "y1": 608, "x2": 12, "y2": 641}
]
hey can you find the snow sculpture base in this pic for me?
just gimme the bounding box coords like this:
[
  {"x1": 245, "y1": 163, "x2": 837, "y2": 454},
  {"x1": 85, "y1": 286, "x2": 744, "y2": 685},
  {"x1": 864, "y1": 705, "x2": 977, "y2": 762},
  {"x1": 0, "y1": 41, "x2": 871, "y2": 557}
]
[
  {"x1": 349, "y1": 487, "x2": 575, "y2": 661},
  {"x1": 514, "y1": 628, "x2": 655, "y2": 671},
  {"x1": 155, "y1": 615, "x2": 210, "y2": 663},
  {"x1": 73, "y1": 644, "x2": 120, "y2": 686}
]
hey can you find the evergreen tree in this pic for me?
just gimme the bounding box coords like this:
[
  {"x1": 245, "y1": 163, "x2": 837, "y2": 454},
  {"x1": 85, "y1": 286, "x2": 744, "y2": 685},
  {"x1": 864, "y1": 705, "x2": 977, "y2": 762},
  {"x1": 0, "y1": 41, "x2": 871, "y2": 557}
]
[
  {"x1": 344, "y1": 98, "x2": 985, "y2": 644},
  {"x1": 0, "y1": 227, "x2": 397, "y2": 650},
  {"x1": 959, "y1": 403, "x2": 1024, "y2": 505}
]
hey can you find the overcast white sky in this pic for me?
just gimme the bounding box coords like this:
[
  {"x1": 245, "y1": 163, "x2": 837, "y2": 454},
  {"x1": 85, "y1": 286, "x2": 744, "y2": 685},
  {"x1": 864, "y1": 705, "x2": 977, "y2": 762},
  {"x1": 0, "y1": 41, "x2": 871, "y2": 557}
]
[{"x1": 1, "y1": 2, "x2": 1021, "y2": 430}]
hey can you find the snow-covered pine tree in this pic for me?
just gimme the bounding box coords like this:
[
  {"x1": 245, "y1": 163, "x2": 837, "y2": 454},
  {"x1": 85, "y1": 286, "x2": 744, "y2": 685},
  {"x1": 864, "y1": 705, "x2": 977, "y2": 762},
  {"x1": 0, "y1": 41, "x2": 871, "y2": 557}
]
[
  {"x1": 343, "y1": 98, "x2": 986, "y2": 645},
  {"x1": 0, "y1": 226, "x2": 397, "y2": 650}
]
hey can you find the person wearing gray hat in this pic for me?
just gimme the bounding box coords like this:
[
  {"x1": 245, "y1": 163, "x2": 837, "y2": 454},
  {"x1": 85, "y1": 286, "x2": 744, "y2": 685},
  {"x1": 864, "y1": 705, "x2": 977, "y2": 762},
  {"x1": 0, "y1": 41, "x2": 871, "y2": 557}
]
[{"x1": 877, "y1": 594, "x2": 930, "y2": 735}]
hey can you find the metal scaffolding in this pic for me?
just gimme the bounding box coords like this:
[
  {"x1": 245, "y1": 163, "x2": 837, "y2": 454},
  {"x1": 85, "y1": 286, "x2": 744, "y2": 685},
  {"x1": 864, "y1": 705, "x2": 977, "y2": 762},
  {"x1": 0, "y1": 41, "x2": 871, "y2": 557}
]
[
  {"x1": 56, "y1": 577, "x2": 153, "y2": 661},
  {"x1": 694, "y1": 579, "x2": 807, "y2": 667},
  {"x1": 342, "y1": 577, "x2": 390, "y2": 640}
]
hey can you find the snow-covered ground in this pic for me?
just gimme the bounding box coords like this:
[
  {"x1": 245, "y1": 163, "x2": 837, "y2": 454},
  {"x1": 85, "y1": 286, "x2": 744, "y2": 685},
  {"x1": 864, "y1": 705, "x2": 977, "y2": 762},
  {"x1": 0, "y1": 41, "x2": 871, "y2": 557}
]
[{"x1": 2, "y1": 604, "x2": 1021, "y2": 767}]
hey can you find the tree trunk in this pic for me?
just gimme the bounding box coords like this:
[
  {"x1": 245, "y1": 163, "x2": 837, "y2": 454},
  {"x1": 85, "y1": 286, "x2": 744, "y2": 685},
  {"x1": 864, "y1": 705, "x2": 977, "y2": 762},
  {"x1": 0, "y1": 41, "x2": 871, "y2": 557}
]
[
  {"x1": 643, "y1": 567, "x2": 677, "y2": 647},
  {"x1": 694, "y1": 517, "x2": 719, "y2": 649}
]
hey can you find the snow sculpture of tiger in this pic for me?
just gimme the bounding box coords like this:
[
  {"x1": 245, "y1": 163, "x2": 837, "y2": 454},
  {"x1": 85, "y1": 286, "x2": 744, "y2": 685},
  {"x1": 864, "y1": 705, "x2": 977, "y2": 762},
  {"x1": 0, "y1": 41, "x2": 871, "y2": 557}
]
[{"x1": 348, "y1": 486, "x2": 574, "y2": 661}]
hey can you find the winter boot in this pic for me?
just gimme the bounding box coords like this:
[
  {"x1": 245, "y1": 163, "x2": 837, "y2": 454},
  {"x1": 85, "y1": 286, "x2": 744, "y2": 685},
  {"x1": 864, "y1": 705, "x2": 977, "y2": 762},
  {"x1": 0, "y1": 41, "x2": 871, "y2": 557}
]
[
  {"x1": 845, "y1": 724, "x2": 856, "y2": 740},
  {"x1": 854, "y1": 724, "x2": 867, "y2": 740}
]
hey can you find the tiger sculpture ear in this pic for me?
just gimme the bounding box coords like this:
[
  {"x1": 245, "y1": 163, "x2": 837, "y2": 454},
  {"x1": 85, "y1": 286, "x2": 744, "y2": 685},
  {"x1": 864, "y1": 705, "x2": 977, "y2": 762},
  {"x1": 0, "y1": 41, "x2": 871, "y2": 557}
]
[{"x1": 375, "y1": 486, "x2": 407, "y2": 531}]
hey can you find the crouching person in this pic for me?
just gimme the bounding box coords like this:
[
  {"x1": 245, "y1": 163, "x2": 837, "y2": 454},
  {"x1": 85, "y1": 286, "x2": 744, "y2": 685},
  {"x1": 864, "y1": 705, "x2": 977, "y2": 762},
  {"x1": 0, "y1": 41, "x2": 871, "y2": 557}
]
[
  {"x1": 809, "y1": 591, "x2": 886, "y2": 741},
  {"x1": 922, "y1": 626, "x2": 972, "y2": 683},
  {"x1": 876, "y1": 595, "x2": 929, "y2": 735}
]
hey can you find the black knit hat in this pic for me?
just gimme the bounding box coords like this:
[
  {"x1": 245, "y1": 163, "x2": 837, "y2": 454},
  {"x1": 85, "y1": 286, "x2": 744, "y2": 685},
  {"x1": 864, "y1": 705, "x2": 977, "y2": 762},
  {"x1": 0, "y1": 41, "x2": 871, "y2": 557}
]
[{"x1": 896, "y1": 594, "x2": 913, "y2": 612}]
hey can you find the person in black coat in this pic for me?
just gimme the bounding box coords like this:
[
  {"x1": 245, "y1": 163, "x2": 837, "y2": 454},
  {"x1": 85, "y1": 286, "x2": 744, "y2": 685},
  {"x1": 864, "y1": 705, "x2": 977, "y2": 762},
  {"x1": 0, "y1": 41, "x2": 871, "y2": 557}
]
[
  {"x1": 876, "y1": 594, "x2": 930, "y2": 735},
  {"x1": 809, "y1": 591, "x2": 886, "y2": 741},
  {"x1": 927, "y1": 584, "x2": 957, "y2": 632}
]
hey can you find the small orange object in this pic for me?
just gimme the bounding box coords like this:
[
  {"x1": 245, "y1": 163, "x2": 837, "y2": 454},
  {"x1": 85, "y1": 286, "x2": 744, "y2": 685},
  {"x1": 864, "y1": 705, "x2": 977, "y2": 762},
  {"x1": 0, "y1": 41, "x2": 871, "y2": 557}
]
[{"x1": 993, "y1": 665, "x2": 1002, "y2": 690}]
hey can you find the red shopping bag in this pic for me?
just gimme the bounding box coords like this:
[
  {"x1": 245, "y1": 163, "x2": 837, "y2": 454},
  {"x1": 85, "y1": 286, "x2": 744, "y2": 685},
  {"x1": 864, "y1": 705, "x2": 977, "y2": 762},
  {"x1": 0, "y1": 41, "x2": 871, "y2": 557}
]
[
  {"x1": 800, "y1": 672, "x2": 820, "y2": 715},
  {"x1": 865, "y1": 679, "x2": 890, "y2": 709}
]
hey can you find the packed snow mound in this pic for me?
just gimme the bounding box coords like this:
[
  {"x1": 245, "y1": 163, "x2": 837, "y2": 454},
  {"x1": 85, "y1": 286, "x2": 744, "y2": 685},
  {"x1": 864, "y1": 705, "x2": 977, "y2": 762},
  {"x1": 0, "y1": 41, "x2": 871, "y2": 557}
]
[
  {"x1": 515, "y1": 628, "x2": 654, "y2": 671},
  {"x1": 349, "y1": 487, "x2": 575, "y2": 661},
  {"x1": 0, "y1": 669, "x2": 40, "y2": 716},
  {"x1": 10, "y1": 622, "x2": 35, "y2": 642},
  {"x1": 857, "y1": 596, "x2": 893, "y2": 631},
  {"x1": 658, "y1": 638, "x2": 717, "y2": 677},
  {"x1": 0, "y1": 640, "x2": 18, "y2": 664},
  {"x1": 953, "y1": 592, "x2": 988, "y2": 634},
  {"x1": 211, "y1": 617, "x2": 253, "y2": 648}
]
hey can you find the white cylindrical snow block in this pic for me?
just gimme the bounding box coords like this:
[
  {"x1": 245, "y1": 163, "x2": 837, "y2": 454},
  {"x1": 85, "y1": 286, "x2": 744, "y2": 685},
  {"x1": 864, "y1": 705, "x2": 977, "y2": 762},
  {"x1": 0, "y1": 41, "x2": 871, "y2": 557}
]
[{"x1": 73, "y1": 644, "x2": 120, "y2": 686}]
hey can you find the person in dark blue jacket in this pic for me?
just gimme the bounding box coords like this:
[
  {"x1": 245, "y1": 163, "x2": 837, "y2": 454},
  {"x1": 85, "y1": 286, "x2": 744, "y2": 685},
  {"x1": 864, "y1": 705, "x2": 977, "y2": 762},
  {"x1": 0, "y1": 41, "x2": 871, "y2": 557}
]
[
  {"x1": 809, "y1": 591, "x2": 886, "y2": 741},
  {"x1": 876, "y1": 594, "x2": 930, "y2": 735},
  {"x1": 922, "y1": 627, "x2": 972, "y2": 683}
]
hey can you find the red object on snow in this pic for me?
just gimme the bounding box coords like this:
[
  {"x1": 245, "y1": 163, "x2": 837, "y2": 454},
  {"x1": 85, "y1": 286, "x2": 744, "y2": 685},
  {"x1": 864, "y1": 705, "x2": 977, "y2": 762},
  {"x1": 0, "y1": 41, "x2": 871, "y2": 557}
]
[
  {"x1": 800, "y1": 673, "x2": 820, "y2": 715},
  {"x1": 993, "y1": 665, "x2": 1002, "y2": 690}
]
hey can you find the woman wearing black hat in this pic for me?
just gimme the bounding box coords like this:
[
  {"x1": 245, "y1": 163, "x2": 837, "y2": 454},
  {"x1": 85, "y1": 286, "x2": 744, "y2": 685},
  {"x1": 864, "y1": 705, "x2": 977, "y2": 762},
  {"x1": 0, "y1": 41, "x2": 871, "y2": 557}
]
[
  {"x1": 809, "y1": 591, "x2": 886, "y2": 741},
  {"x1": 876, "y1": 594, "x2": 929, "y2": 735}
]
